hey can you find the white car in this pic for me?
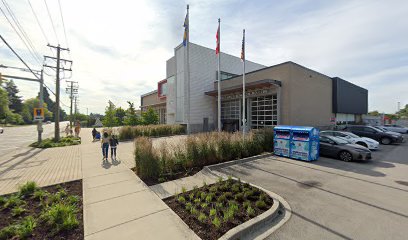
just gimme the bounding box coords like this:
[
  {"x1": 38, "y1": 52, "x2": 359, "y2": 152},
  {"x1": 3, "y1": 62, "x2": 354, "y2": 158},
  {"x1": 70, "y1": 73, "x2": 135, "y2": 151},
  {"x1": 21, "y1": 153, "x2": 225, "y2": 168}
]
[
  {"x1": 383, "y1": 124, "x2": 408, "y2": 134},
  {"x1": 321, "y1": 131, "x2": 379, "y2": 150}
]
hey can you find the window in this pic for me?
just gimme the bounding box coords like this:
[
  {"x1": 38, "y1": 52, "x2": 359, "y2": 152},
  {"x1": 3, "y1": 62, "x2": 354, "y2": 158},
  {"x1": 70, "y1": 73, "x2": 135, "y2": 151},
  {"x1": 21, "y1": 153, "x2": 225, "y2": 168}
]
[
  {"x1": 221, "y1": 100, "x2": 240, "y2": 120},
  {"x1": 216, "y1": 71, "x2": 238, "y2": 81},
  {"x1": 158, "y1": 80, "x2": 167, "y2": 98}
]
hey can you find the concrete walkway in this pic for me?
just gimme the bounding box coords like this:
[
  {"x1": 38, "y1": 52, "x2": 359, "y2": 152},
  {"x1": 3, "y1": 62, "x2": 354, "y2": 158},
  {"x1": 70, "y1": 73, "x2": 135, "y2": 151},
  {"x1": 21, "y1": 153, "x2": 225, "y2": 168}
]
[
  {"x1": 80, "y1": 129, "x2": 199, "y2": 240},
  {"x1": 0, "y1": 128, "x2": 199, "y2": 239}
]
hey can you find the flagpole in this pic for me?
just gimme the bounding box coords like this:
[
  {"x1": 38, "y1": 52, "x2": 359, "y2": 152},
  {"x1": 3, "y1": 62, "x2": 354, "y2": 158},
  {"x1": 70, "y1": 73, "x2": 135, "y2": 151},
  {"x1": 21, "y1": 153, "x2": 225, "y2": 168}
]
[
  {"x1": 242, "y1": 29, "x2": 246, "y2": 138},
  {"x1": 186, "y1": 4, "x2": 191, "y2": 134},
  {"x1": 217, "y1": 18, "x2": 221, "y2": 132}
]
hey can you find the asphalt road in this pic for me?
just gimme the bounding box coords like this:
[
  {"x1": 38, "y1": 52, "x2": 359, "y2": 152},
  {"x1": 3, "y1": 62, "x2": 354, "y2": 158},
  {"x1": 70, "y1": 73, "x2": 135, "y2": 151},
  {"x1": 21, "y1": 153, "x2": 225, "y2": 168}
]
[
  {"x1": 0, "y1": 122, "x2": 68, "y2": 156},
  {"x1": 216, "y1": 140, "x2": 408, "y2": 240}
]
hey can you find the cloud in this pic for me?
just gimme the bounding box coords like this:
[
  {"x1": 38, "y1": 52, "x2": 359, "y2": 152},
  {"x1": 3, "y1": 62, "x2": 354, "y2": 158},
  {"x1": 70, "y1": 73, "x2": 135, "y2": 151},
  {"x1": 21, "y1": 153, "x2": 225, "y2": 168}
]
[{"x1": 1, "y1": 0, "x2": 407, "y2": 114}]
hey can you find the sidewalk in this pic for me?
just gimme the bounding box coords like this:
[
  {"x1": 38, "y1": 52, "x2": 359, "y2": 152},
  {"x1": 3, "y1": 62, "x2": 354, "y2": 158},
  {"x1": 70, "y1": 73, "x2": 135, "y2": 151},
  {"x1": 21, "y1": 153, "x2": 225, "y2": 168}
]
[{"x1": 80, "y1": 129, "x2": 199, "y2": 239}]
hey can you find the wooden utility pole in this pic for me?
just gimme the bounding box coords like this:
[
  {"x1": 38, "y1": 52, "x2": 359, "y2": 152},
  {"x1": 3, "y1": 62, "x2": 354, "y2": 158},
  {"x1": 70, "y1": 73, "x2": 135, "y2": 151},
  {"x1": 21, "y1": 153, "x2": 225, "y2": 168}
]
[
  {"x1": 66, "y1": 80, "x2": 78, "y2": 129},
  {"x1": 44, "y1": 44, "x2": 71, "y2": 141}
]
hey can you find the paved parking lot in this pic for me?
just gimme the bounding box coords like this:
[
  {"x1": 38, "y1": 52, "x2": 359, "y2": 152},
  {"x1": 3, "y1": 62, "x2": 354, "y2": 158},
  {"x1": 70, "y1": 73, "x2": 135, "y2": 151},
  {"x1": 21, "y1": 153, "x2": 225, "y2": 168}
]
[{"x1": 215, "y1": 141, "x2": 408, "y2": 240}]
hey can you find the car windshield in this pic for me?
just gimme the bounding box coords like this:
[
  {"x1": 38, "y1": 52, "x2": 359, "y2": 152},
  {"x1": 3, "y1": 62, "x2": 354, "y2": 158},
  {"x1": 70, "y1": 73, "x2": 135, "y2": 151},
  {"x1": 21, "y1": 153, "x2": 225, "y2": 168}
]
[
  {"x1": 373, "y1": 126, "x2": 385, "y2": 132},
  {"x1": 327, "y1": 136, "x2": 349, "y2": 145},
  {"x1": 343, "y1": 132, "x2": 359, "y2": 138}
]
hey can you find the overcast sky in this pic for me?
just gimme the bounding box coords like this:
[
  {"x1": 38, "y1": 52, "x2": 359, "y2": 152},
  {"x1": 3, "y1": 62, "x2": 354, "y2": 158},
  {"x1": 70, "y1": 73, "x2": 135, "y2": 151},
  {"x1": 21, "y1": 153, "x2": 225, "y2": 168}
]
[{"x1": 1, "y1": 0, "x2": 407, "y2": 114}]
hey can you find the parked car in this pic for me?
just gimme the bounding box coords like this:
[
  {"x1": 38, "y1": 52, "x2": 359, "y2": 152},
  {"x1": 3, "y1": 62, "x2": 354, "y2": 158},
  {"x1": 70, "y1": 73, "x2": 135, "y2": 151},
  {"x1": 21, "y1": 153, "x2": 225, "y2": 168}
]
[
  {"x1": 383, "y1": 124, "x2": 408, "y2": 134},
  {"x1": 344, "y1": 125, "x2": 404, "y2": 145},
  {"x1": 320, "y1": 131, "x2": 379, "y2": 150},
  {"x1": 319, "y1": 135, "x2": 372, "y2": 161},
  {"x1": 0, "y1": 127, "x2": 3, "y2": 134},
  {"x1": 46, "y1": 121, "x2": 52, "y2": 124}
]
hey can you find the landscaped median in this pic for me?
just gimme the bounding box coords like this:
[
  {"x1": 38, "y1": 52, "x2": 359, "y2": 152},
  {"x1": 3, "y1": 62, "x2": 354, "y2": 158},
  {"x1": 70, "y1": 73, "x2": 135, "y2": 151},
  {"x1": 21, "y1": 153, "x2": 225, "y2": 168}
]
[
  {"x1": 164, "y1": 176, "x2": 273, "y2": 240},
  {"x1": 118, "y1": 124, "x2": 186, "y2": 140},
  {"x1": 0, "y1": 180, "x2": 83, "y2": 240},
  {"x1": 30, "y1": 136, "x2": 81, "y2": 148},
  {"x1": 132, "y1": 129, "x2": 274, "y2": 185}
]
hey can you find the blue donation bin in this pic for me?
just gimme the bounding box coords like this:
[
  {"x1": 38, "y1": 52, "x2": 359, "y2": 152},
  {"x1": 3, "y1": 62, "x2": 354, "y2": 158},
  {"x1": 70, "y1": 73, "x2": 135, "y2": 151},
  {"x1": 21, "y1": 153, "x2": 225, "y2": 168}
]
[
  {"x1": 273, "y1": 126, "x2": 292, "y2": 157},
  {"x1": 274, "y1": 126, "x2": 320, "y2": 161}
]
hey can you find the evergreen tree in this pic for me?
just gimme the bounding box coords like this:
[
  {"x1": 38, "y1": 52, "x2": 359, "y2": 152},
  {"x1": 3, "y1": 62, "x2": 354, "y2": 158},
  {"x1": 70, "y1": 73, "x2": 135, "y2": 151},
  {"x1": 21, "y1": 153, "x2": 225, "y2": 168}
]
[
  {"x1": 141, "y1": 107, "x2": 159, "y2": 125},
  {"x1": 124, "y1": 101, "x2": 139, "y2": 126},
  {"x1": 102, "y1": 100, "x2": 118, "y2": 127},
  {"x1": 5, "y1": 80, "x2": 23, "y2": 113},
  {"x1": 115, "y1": 107, "x2": 126, "y2": 126}
]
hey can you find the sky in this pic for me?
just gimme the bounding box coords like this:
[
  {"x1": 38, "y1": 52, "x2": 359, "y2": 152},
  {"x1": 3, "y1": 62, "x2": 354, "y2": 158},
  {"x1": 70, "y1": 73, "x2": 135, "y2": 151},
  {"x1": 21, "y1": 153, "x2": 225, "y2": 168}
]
[{"x1": 0, "y1": 0, "x2": 407, "y2": 114}]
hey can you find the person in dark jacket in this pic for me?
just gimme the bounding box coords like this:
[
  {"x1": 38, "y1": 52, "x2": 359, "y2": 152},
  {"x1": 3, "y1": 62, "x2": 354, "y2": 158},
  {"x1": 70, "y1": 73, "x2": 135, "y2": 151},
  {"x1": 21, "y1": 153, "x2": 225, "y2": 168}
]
[
  {"x1": 92, "y1": 128, "x2": 97, "y2": 141},
  {"x1": 109, "y1": 135, "x2": 119, "y2": 160}
]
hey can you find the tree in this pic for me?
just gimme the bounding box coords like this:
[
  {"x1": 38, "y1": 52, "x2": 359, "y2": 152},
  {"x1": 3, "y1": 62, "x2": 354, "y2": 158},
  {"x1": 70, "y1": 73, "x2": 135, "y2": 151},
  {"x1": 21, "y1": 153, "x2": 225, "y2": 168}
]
[
  {"x1": 368, "y1": 110, "x2": 380, "y2": 116},
  {"x1": 23, "y1": 98, "x2": 53, "y2": 122},
  {"x1": 102, "y1": 100, "x2": 118, "y2": 127},
  {"x1": 141, "y1": 107, "x2": 159, "y2": 125},
  {"x1": 124, "y1": 101, "x2": 139, "y2": 126},
  {"x1": 397, "y1": 104, "x2": 408, "y2": 118},
  {"x1": 37, "y1": 87, "x2": 66, "y2": 121},
  {"x1": 115, "y1": 107, "x2": 126, "y2": 126},
  {"x1": 0, "y1": 87, "x2": 9, "y2": 120},
  {"x1": 4, "y1": 80, "x2": 23, "y2": 113}
]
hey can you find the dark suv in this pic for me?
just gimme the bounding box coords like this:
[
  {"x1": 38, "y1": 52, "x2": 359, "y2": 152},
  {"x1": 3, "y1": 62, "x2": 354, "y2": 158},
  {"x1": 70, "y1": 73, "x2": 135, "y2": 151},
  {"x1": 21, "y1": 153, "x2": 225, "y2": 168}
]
[{"x1": 344, "y1": 125, "x2": 404, "y2": 145}]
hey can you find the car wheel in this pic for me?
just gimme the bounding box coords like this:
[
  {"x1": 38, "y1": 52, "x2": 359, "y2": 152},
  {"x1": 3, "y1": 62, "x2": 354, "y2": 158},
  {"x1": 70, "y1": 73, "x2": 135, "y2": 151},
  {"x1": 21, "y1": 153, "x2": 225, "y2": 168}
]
[
  {"x1": 356, "y1": 142, "x2": 368, "y2": 148},
  {"x1": 339, "y1": 151, "x2": 353, "y2": 162},
  {"x1": 380, "y1": 137, "x2": 391, "y2": 145}
]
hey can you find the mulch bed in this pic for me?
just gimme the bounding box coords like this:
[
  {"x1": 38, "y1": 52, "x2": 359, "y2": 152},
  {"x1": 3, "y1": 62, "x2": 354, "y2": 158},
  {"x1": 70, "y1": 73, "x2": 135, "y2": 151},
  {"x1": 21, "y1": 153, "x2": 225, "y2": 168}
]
[
  {"x1": 132, "y1": 167, "x2": 202, "y2": 186},
  {"x1": 0, "y1": 180, "x2": 83, "y2": 240},
  {"x1": 164, "y1": 179, "x2": 273, "y2": 240}
]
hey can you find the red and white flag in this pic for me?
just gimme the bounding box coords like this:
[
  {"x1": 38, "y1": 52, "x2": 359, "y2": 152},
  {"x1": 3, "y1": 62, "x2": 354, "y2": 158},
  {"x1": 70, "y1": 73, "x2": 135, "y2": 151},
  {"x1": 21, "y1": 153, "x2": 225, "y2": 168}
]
[{"x1": 216, "y1": 22, "x2": 220, "y2": 55}]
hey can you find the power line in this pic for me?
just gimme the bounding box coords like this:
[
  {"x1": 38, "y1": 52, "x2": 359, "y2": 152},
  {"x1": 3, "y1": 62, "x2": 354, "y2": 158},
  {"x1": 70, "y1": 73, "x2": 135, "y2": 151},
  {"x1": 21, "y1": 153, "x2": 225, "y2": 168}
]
[
  {"x1": 57, "y1": 0, "x2": 68, "y2": 48},
  {"x1": 0, "y1": 33, "x2": 40, "y2": 80},
  {"x1": 27, "y1": 0, "x2": 49, "y2": 44},
  {"x1": 1, "y1": 0, "x2": 43, "y2": 64},
  {"x1": 0, "y1": 4, "x2": 42, "y2": 67},
  {"x1": 43, "y1": 0, "x2": 59, "y2": 44}
]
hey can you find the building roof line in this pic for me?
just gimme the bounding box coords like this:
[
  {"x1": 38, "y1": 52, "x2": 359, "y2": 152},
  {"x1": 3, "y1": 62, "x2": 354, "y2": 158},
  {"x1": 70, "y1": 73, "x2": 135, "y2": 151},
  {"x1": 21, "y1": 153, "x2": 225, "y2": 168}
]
[{"x1": 141, "y1": 89, "x2": 157, "y2": 98}]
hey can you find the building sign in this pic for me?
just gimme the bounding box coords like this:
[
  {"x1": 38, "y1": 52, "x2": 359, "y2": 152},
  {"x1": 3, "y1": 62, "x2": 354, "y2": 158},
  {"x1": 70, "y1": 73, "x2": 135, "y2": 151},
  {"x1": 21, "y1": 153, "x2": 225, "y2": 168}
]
[
  {"x1": 221, "y1": 88, "x2": 274, "y2": 101},
  {"x1": 33, "y1": 108, "x2": 44, "y2": 121}
]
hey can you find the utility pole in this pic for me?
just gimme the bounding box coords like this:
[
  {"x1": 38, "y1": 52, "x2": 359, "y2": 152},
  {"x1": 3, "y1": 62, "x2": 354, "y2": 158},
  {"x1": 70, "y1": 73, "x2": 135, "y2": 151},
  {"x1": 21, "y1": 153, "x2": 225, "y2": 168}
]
[
  {"x1": 66, "y1": 80, "x2": 78, "y2": 129},
  {"x1": 44, "y1": 44, "x2": 72, "y2": 141}
]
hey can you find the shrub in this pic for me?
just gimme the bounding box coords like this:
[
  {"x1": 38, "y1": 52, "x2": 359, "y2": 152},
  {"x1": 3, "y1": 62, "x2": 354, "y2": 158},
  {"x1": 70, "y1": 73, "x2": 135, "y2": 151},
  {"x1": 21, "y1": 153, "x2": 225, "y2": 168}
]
[
  {"x1": 11, "y1": 206, "x2": 26, "y2": 216},
  {"x1": 190, "y1": 207, "x2": 198, "y2": 216},
  {"x1": 209, "y1": 186, "x2": 218, "y2": 193},
  {"x1": 185, "y1": 202, "x2": 192, "y2": 211},
  {"x1": 67, "y1": 195, "x2": 80, "y2": 206},
  {"x1": 244, "y1": 190, "x2": 255, "y2": 199},
  {"x1": 200, "y1": 192, "x2": 206, "y2": 200},
  {"x1": 234, "y1": 192, "x2": 244, "y2": 202},
  {"x1": 177, "y1": 196, "x2": 186, "y2": 204},
  {"x1": 255, "y1": 200, "x2": 267, "y2": 209},
  {"x1": 200, "y1": 203, "x2": 208, "y2": 210},
  {"x1": 194, "y1": 198, "x2": 201, "y2": 205},
  {"x1": 205, "y1": 194, "x2": 213, "y2": 203},
  {"x1": 198, "y1": 212, "x2": 207, "y2": 222},
  {"x1": 0, "y1": 216, "x2": 36, "y2": 239},
  {"x1": 33, "y1": 189, "x2": 48, "y2": 201},
  {"x1": 189, "y1": 193, "x2": 195, "y2": 201},
  {"x1": 4, "y1": 195, "x2": 24, "y2": 209},
  {"x1": 181, "y1": 186, "x2": 187, "y2": 194},
  {"x1": 134, "y1": 137, "x2": 160, "y2": 180},
  {"x1": 18, "y1": 181, "x2": 38, "y2": 198},
  {"x1": 217, "y1": 194, "x2": 227, "y2": 203},
  {"x1": 119, "y1": 124, "x2": 185, "y2": 140},
  {"x1": 243, "y1": 201, "x2": 251, "y2": 209},
  {"x1": 0, "y1": 196, "x2": 6, "y2": 206},
  {"x1": 212, "y1": 217, "x2": 221, "y2": 228},
  {"x1": 215, "y1": 202, "x2": 223, "y2": 209},
  {"x1": 247, "y1": 206, "x2": 255, "y2": 217},
  {"x1": 231, "y1": 183, "x2": 241, "y2": 193},
  {"x1": 209, "y1": 208, "x2": 217, "y2": 217},
  {"x1": 41, "y1": 203, "x2": 79, "y2": 233}
]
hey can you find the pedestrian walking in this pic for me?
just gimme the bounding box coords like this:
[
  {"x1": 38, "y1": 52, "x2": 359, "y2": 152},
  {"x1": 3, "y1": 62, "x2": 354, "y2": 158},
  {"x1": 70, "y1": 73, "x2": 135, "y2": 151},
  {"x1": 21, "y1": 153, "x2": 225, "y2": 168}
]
[
  {"x1": 74, "y1": 121, "x2": 81, "y2": 138},
  {"x1": 92, "y1": 128, "x2": 97, "y2": 141},
  {"x1": 109, "y1": 135, "x2": 119, "y2": 160},
  {"x1": 65, "y1": 124, "x2": 70, "y2": 137},
  {"x1": 101, "y1": 132, "x2": 110, "y2": 161}
]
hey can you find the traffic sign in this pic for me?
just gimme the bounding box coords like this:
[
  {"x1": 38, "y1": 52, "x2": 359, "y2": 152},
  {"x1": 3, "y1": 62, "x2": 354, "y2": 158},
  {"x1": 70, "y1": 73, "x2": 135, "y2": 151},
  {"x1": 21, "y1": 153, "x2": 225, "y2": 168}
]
[{"x1": 34, "y1": 108, "x2": 44, "y2": 121}]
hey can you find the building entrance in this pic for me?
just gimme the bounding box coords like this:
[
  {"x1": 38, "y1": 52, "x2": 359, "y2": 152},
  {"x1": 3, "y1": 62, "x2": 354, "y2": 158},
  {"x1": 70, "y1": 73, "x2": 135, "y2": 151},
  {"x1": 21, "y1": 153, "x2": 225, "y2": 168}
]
[{"x1": 250, "y1": 95, "x2": 278, "y2": 129}]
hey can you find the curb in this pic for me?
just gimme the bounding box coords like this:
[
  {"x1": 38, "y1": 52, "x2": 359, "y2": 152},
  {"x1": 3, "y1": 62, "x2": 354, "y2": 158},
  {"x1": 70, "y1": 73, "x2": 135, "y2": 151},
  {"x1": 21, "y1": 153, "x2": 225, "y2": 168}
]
[{"x1": 204, "y1": 153, "x2": 274, "y2": 172}]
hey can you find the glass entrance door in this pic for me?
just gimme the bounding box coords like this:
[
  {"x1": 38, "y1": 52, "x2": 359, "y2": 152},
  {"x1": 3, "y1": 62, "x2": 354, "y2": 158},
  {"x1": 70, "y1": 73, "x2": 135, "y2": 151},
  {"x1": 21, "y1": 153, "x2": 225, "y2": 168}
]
[{"x1": 250, "y1": 95, "x2": 278, "y2": 129}]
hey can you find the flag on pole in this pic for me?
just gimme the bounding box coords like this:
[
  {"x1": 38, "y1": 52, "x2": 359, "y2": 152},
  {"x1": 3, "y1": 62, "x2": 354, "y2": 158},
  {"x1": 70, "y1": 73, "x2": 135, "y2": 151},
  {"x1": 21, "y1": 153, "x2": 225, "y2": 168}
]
[
  {"x1": 241, "y1": 29, "x2": 245, "y2": 61},
  {"x1": 216, "y1": 22, "x2": 220, "y2": 55},
  {"x1": 183, "y1": 10, "x2": 189, "y2": 46}
]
